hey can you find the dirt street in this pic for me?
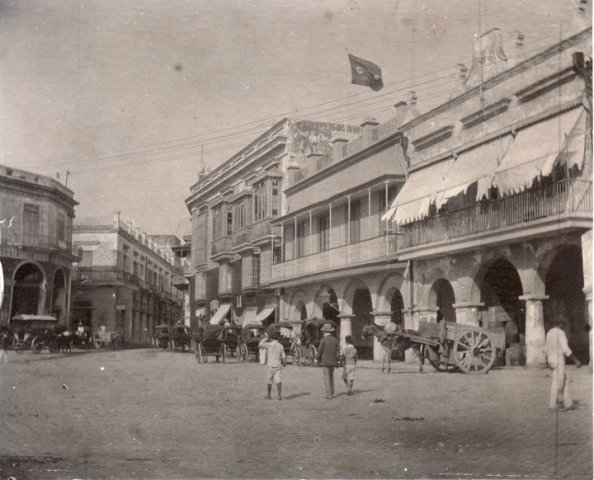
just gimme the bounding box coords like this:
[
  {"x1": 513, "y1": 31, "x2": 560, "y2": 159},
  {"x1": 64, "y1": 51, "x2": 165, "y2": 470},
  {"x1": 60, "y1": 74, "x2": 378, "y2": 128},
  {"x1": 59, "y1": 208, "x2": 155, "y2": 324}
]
[{"x1": 0, "y1": 349, "x2": 591, "y2": 479}]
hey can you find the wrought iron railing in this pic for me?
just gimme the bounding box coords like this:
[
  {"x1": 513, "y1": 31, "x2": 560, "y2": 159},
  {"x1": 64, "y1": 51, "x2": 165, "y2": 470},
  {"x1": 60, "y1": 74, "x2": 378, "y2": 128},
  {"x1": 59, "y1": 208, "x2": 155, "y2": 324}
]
[{"x1": 399, "y1": 178, "x2": 592, "y2": 249}]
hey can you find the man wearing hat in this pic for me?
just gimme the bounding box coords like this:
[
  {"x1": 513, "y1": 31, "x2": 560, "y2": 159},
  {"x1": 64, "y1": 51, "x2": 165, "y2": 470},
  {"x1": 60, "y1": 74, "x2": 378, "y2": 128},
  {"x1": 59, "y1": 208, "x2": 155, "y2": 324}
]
[
  {"x1": 258, "y1": 330, "x2": 286, "y2": 400},
  {"x1": 317, "y1": 323, "x2": 340, "y2": 399}
]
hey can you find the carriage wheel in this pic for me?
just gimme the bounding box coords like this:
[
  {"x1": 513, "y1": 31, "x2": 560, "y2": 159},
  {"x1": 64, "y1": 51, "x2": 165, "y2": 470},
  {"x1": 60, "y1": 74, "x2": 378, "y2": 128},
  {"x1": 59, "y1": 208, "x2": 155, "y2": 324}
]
[
  {"x1": 425, "y1": 345, "x2": 456, "y2": 372},
  {"x1": 31, "y1": 337, "x2": 43, "y2": 354},
  {"x1": 306, "y1": 345, "x2": 317, "y2": 367},
  {"x1": 13, "y1": 338, "x2": 24, "y2": 354},
  {"x1": 237, "y1": 343, "x2": 248, "y2": 362},
  {"x1": 454, "y1": 329, "x2": 495, "y2": 374}
]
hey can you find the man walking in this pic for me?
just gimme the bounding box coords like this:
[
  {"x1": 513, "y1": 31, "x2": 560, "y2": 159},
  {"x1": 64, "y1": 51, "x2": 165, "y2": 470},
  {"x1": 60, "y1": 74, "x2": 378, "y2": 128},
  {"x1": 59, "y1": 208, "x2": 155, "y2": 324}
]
[
  {"x1": 317, "y1": 323, "x2": 339, "y2": 399},
  {"x1": 545, "y1": 318, "x2": 581, "y2": 411}
]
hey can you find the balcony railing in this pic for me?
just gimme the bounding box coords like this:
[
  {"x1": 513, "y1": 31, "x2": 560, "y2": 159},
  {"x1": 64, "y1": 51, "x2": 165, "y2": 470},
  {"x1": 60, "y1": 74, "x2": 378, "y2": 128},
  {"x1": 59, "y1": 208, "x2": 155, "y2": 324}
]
[
  {"x1": 211, "y1": 236, "x2": 234, "y2": 255},
  {"x1": 2, "y1": 231, "x2": 73, "y2": 253},
  {"x1": 271, "y1": 233, "x2": 398, "y2": 282},
  {"x1": 400, "y1": 178, "x2": 593, "y2": 249},
  {"x1": 232, "y1": 222, "x2": 282, "y2": 248}
]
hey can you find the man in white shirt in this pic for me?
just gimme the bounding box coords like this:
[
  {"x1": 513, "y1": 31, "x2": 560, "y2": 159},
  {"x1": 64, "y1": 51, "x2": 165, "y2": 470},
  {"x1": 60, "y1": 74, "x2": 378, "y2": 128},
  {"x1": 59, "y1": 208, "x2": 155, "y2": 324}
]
[
  {"x1": 259, "y1": 331, "x2": 286, "y2": 400},
  {"x1": 545, "y1": 319, "x2": 582, "y2": 411}
]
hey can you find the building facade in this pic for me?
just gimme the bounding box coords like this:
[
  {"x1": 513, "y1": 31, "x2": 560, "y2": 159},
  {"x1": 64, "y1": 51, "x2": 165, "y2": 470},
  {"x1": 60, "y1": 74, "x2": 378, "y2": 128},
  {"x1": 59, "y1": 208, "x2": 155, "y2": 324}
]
[
  {"x1": 0, "y1": 164, "x2": 78, "y2": 326},
  {"x1": 71, "y1": 212, "x2": 184, "y2": 344},
  {"x1": 386, "y1": 26, "x2": 592, "y2": 366},
  {"x1": 185, "y1": 118, "x2": 360, "y2": 330}
]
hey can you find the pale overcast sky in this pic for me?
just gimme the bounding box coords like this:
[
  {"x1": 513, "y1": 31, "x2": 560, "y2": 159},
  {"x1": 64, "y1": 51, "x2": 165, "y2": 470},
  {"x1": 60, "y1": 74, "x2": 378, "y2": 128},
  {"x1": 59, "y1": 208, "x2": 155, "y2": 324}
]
[{"x1": 0, "y1": 1, "x2": 587, "y2": 236}]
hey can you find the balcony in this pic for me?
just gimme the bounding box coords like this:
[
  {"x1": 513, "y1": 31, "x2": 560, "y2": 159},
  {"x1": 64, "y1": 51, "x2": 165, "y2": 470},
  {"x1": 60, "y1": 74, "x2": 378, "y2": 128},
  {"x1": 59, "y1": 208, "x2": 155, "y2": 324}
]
[
  {"x1": 399, "y1": 178, "x2": 592, "y2": 250},
  {"x1": 2, "y1": 231, "x2": 73, "y2": 255},
  {"x1": 211, "y1": 236, "x2": 234, "y2": 256},
  {"x1": 233, "y1": 222, "x2": 281, "y2": 249},
  {"x1": 271, "y1": 233, "x2": 398, "y2": 282}
]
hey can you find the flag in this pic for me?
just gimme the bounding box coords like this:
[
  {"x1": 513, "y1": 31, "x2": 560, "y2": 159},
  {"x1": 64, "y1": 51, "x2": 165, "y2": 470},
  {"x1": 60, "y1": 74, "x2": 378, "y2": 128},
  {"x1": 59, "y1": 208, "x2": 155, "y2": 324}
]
[{"x1": 348, "y1": 53, "x2": 383, "y2": 91}]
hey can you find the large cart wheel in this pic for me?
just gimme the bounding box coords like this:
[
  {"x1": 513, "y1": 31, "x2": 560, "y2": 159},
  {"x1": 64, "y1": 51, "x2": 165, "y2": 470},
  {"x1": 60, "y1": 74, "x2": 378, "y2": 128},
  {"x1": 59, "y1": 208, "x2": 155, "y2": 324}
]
[
  {"x1": 236, "y1": 343, "x2": 248, "y2": 362},
  {"x1": 454, "y1": 329, "x2": 496, "y2": 374},
  {"x1": 425, "y1": 345, "x2": 456, "y2": 372},
  {"x1": 195, "y1": 343, "x2": 207, "y2": 363},
  {"x1": 306, "y1": 345, "x2": 317, "y2": 367}
]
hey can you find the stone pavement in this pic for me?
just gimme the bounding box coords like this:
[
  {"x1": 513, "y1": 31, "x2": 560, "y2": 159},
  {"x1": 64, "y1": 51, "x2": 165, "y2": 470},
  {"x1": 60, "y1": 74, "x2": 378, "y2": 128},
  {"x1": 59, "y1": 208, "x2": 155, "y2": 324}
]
[{"x1": 0, "y1": 349, "x2": 591, "y2": 479}]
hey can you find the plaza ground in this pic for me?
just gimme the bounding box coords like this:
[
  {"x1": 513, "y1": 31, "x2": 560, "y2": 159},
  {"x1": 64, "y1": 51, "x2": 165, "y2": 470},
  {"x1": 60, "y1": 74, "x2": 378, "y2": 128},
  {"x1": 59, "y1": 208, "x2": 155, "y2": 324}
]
[{"x1": 0, "y1": 348, "x2": 591, "y2": 479}]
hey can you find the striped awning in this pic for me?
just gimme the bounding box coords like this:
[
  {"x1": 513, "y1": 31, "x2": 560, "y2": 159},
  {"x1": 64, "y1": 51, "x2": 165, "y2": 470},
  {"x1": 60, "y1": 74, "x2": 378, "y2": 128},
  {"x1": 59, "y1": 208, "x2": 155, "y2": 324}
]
[{"x1": 209, "y1": 303, "x2": 231, "y2": 326}]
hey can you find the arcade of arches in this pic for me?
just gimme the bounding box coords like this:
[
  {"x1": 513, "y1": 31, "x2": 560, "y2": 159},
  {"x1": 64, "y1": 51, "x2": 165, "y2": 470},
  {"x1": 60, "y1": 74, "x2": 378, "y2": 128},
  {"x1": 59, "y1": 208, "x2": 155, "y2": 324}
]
[{"x1": 279, "y1": 237, "x2": 591, "y2": 366}]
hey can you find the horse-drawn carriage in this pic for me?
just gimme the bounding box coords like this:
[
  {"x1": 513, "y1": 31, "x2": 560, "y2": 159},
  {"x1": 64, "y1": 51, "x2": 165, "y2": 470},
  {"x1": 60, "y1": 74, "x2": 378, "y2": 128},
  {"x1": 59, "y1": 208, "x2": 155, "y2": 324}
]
[
  {"x1": 239, "y1": 323, "x2": 266, "y2": 362},
  {"x1": 93, "y1": 325, "x2": 123, "y2": 350},
  {"x1": 169, "y1": 324, "x2": 193, "y2": 352},
  {"x1": 194, "y1": 322, "x2": 243, "y2": 363},
  {"x1": 8, "y1": 314, "x2": 66, "y2": 353},
  {"x1": 299, "y1": 317, "x2": 338, "y2": 366},
  {"x1": 362, "y1": 320, "x2": 505, "y2": 375}
]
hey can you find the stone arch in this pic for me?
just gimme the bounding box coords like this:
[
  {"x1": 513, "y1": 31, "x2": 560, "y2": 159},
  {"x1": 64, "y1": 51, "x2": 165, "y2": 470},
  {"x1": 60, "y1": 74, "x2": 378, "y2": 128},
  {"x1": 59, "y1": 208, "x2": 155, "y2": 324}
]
[
  {"x1": 428, "y1": 278, "x2": 456, "y2": 323},
  {"x1": 288, "y1": 290, "x2": 309, "y2": 323},
  {"x1": 10, "y1": 261, "x2": 47, "y2": 318},
  {"x1": 376, "y1": 272, "x2": 406, "y2": 312},
  {"x1": 342, "y1": 278, "x2": 374, "y2": 359},
  {"x1": 468, "y1": 250, "x2": 525, "y2": 305},
  {"x1": 532, "y1": 237, "x2": 583, "y2": 297},
  {"x1": 417, "y1": 268, "x2": 448, "y2": 309},
  {"x1": 313, "y1": 284, "x2": 339, "y2": 318}
]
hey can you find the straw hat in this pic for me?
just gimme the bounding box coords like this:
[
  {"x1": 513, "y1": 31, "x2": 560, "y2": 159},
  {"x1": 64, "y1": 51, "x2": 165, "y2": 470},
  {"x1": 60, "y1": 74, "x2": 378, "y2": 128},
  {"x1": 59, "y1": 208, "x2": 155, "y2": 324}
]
[{"x1": 321, "y1": 323, "x2": 335, "y2": 333}]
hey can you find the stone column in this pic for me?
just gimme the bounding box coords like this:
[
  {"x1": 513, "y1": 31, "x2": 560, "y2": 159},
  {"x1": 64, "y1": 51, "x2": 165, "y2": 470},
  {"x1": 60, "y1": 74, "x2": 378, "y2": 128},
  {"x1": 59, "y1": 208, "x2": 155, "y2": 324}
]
[
  {"x1": 453, "y1": 302, "x2": 483, "y2": 327},
  {"x1": 371, "y1": 311, "x2": 392, "y2": 362},
  {"x1": 519, "y1": 294, "x2": 548, "y2": 367},
  {"x1": 584, "y1": 290, "x2": 592, "y2": 372},
  {"x1": 337, "y1": 314, "x2": 353, "y2": 347}
]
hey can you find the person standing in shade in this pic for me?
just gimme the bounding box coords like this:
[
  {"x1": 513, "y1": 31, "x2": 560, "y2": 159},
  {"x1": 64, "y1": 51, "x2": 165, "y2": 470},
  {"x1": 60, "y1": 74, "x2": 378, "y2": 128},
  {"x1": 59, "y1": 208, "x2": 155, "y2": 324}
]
[
  {"x1": 258, "y1": 331, "x2": 286, "y2": 400},
  {"x1": 317, "y1": 323, "x2": 340, "y2": 399},
  {"x1": 545, "y1": 318, "x2": 581, "y2": 411},
  {"x1": 340, "y1": 335, "x2": 357, "y2": 396},
  {"x1": 0, "y1": 331, "x2": 8, "y2": 364}
]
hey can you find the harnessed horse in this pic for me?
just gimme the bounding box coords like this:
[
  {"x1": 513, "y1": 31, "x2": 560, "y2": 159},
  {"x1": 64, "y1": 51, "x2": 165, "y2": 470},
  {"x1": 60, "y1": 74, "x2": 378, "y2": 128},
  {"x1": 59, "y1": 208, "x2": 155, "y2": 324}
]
[{"x1": 361, "y1": 323, "x2": 426, "y2": 373}]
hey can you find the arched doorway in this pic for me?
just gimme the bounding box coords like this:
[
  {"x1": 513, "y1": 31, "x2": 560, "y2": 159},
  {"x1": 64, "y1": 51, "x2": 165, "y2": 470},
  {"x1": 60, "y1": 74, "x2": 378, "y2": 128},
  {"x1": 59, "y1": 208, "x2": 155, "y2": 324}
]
[
  {"x1": 480, "y1": 258, "x2": 524, "y2": 365},
  {"x1": 10, "y1": 263, "x2": 45, "y2": 318},
  {"x1": 52, "y1": 269, "x2": 67, "y2": 323},
  {"x1": 429, "y1": 279, "x2": 456, "y2": 323},
  {"x1": 545, "y1": 246, "x2": 588, "y2": 363},
  {"x1": 353, "y1": 287, "x2": 373, "y2": 359}
]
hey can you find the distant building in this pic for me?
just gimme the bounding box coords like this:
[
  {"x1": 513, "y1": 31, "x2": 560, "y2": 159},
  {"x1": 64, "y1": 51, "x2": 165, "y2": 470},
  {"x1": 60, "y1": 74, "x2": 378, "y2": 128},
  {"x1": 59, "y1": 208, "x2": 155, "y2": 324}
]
[
  {"x1": 185, "y1": 118, "x2": 360, "y2": 330},
  {"x1": 0, "y1": 164, "x2": 78, "y2": 325},
  {"x1": 71, "y1": 212, "x2": 184, "y2": 344}
]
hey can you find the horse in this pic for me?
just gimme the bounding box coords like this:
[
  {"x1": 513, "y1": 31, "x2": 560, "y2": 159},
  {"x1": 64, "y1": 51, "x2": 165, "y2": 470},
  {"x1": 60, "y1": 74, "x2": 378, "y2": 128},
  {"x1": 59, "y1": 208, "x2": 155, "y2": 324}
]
[{"x1": 361, "y1": 323, "x2": 426, "y2": 373}]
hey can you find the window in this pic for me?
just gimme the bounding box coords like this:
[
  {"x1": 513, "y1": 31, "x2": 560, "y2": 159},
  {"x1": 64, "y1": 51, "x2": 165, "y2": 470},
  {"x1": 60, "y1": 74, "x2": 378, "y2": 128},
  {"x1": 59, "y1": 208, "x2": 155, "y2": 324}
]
[
  {"x1": 226, "y1": 211, "x2": 233, "y2": 236},
  {"x1": 349, "y1": 200, "x2": 361, "y2": 244},
  {"x1": 254, "y1": 181, "x2": 269, "y2": 221},
  {"x1": 296, "y1": 220, "x2": 307, "y2": 258},
  {"x1": 57, "y1": 215, "x2": 66, "y2": 242},
  {"x1": 317, "y1": 214, "x2": 329, "y2": 252},
  {"x1": 23, "y1": 203, "x2": 40, "y2": 241}
]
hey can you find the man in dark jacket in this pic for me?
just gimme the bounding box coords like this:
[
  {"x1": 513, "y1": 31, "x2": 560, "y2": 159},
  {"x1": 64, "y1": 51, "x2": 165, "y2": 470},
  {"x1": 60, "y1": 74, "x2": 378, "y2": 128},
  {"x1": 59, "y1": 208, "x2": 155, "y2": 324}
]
[{"x1": 317, "y1": 323, "x2": 340, "y2": 399}]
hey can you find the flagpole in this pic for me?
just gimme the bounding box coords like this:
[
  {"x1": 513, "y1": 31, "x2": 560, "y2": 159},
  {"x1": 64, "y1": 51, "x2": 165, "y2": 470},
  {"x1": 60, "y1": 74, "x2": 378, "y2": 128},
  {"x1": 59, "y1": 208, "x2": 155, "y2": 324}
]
[{"x1": 344, "y1": 48, "x2": 349, "y2": 134}]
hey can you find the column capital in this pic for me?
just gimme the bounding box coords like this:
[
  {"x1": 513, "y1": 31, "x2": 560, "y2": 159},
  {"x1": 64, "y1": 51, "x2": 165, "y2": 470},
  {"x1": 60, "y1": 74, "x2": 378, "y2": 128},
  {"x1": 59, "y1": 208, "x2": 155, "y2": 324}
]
[
  {"x1": 337, "y1": 313, "x2": 355, "y2": 320},
  {"x1": 519, "y1": 294, "x2": 550, "y2": 302},
  {"x1": 371, "y1": 310, "x2": 393, "y2": 317}
]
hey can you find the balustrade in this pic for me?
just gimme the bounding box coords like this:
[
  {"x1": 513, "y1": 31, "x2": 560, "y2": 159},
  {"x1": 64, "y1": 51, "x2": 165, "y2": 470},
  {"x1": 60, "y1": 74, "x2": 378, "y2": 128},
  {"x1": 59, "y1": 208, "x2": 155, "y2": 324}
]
[{"x1": 400, "y1": 178, "x2": 592, "y2": 249}]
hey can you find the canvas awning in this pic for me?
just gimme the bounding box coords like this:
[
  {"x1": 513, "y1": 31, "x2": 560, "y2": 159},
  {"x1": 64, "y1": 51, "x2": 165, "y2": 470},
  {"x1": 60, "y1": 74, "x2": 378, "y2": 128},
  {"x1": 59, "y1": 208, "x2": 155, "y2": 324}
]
[
  {"x1": 254, "y1": 307, "x2": 275, "y2": 325},
  {"x1": 382, "y1": 158, "x2": 453, "y2": 224},
  {"x1": 11, "y1": 314, "x2": 57, "y2": 322},
  {"x1": 209, "y1": 303, "x2": 231, "y2": 326},
  {"x1": 490, "y1": 108, "x2": 584, "y2": 196}
]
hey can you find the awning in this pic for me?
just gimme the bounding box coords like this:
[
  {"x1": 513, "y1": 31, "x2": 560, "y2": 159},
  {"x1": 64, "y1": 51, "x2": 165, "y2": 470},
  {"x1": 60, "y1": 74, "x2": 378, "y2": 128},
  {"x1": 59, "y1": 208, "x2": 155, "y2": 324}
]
[
  {"x1": 254, "y1": 307, "x2": 275, "y2": 325},
  {"x1": 434, "y1": 136, "x2": 512, "y2": 206},
  {"x1": 491, "y1": 108, "x2": 584, "y2": 196},
  {"x1": 11, "y1": 314, "x2": 57, "y2": 321},
  {"x1": 209, "y1": 303, "x2": 231, "y2": 325},
  {"x1": 382, "y1": 158, "x2": 453, "y2": 224}
]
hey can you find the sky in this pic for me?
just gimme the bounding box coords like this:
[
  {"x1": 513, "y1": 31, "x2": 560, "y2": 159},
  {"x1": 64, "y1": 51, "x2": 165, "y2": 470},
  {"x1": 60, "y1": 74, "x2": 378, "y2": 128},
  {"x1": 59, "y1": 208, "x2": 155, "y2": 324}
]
[{"x1": 0, "y1": 0, "x2": 589, "y2": 237}]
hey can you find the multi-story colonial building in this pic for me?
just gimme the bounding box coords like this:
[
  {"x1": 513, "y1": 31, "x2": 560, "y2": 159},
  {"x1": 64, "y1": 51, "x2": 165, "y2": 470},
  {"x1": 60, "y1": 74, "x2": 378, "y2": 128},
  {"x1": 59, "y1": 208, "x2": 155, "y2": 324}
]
[
  {"x1": 385, "y1": 26, "x2": 592, "y2": 367},
  {"x1": 185, "y1": 119, "x2": 360, "y2": 330},
  {"x1": 71, "y1": 212, "x2": 184, "y2": 344},
  {"x1": 0, "y1": 164, "x2": 78, "y2": 326}
]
